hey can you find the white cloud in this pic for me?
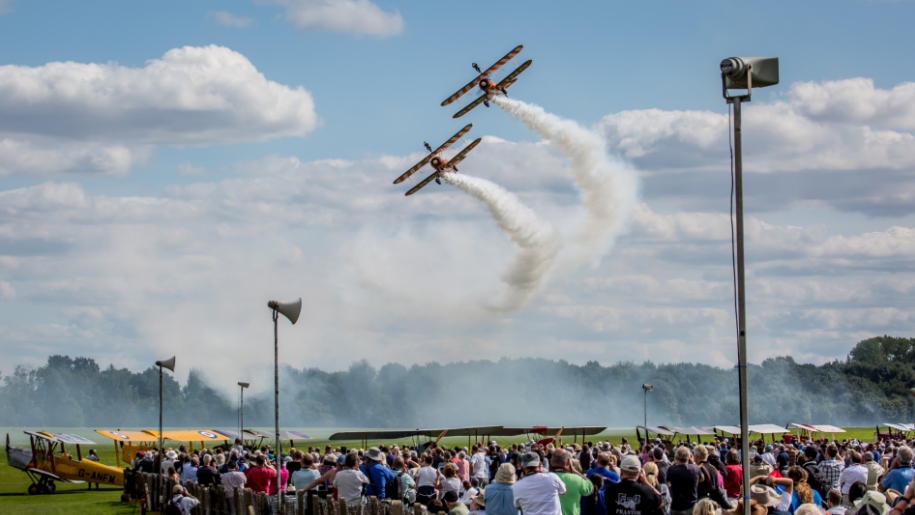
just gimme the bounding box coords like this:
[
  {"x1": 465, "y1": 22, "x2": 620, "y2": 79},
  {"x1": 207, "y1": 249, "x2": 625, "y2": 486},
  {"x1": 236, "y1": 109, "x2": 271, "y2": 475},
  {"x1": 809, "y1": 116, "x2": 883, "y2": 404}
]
[
  {"x1": 177, "y1": 163, "x2": 209, "y2": 177},
  {"x1": 597, "y1": 78, "x2": 915, "y2": 216},
  {"x1": 0, "y1": 281, "x2": 14, "y2": 299},
  {"x1": 209, "y1": 11, "x2": 256, "y2": 28},
  {"x1": 0, "y1": 46, "x2": 318, "y2": 176},
  {"x1": 266, "y1": 0, "x2": 404, "y2": 37}
]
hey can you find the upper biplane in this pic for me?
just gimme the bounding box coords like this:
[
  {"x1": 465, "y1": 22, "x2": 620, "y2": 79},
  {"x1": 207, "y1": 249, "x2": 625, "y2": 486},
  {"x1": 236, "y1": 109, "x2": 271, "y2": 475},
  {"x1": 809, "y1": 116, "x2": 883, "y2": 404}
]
[
  {"x1": 441, "y1": 45, "x2": 533, "y2": 119},
  {"x1": 393, "y1": 123, "x2": 482, "y2": 196},
  {"x1": 6, "y1": 431, "x2": 124, "y2": 494}
]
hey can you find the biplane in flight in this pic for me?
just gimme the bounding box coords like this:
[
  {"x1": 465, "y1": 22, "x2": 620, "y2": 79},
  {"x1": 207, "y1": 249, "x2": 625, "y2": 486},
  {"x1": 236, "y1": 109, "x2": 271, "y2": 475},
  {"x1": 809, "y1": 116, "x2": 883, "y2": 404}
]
[
  {"x1": 6, "y1": 431, "x2": 124, "y2": 494},
  {"x1": 441, "y1": 45, "x2": 533, "y2": 119},
  {"x1": 393, "y1": 123, "x2": 482, "y2": 196}
]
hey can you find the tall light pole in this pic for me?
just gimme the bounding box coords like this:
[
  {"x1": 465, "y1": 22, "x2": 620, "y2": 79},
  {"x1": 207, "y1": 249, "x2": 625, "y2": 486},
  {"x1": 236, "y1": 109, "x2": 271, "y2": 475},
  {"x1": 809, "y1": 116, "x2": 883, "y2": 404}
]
[
  {"x1": 721, "y1": 55, "x2": 779, "y2": 515},
  {"x1": 238, "y1": 382, "x2": 250, "y2": 438},
  {"x1": 155, "y1": 356, "x2": 176, "y2": 467},
  {"x1": 268, "y1": 298, "x2": 302, "y2": 515},
  {"x1": 642, "y1": 384, "x2": 653, "y2": 435}
]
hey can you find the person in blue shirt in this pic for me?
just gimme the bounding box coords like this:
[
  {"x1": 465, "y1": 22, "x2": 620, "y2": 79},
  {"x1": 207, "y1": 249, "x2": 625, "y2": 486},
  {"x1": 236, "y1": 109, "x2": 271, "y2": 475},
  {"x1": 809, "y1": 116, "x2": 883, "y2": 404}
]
[
  {"x1": 362, "y1": 447, "x2": 396, "y2": 499},
  {"x1": 485, "y1": 463, "x2": 519, "y2": 515},
  {"x1": 587, "y1": 454, "x2": 620, "y2": 484},
  {"x1": 880, "y1": 446, "x2": 914, "y2": 494},
  {"x1": 786, "y1": 466, "x2": 822, "y2": 514}
]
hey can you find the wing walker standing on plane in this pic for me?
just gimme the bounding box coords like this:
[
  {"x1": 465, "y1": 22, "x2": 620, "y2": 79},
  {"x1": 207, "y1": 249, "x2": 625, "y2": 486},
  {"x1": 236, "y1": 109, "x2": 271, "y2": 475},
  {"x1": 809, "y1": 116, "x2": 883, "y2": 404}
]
[
  {"x1": 393, "y1": 123, "x2": 483, "y2": 196},
  {"x1": 441, "y1": 45, "x2": 533, "y2": 118}
]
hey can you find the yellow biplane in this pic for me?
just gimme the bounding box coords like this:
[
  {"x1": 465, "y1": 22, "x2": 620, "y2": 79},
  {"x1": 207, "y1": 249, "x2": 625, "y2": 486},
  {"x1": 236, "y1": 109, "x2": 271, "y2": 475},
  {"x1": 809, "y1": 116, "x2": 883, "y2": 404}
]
[
  {"x1": 95, "y1": 428, "x2": 234, "y2": 466},
  {"x1": 6, "y1": 431, "x2": 124, "y2": 494}
]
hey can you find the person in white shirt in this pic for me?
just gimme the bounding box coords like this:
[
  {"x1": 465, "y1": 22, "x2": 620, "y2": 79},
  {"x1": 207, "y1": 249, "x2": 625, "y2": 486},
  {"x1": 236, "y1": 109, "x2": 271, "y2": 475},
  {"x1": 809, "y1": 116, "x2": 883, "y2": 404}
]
[
  {"x1": 166, "y1": 484, "x2": 200, "y2": 515},
  {"x1": 512, "y1": 452, "x2": 566, "y2": 515},
  {"x1": 333, "y1": 453, "x2": 369, "y2": 506},
  {"x1": 221, "y1": 460, "x2": 247, "y2": 493},
  {"x1": 827, "y1": 489, "x2": 848, "y2": 515},
  {"x1": 470, "y1": 446, "x2": 489, "y2": 486},
  {"x1": 840, "y1": 451, "x2": 869, "y2": 501},
  {"x1": 161, "y1": 450, "x2": 177, "y2": 476}
]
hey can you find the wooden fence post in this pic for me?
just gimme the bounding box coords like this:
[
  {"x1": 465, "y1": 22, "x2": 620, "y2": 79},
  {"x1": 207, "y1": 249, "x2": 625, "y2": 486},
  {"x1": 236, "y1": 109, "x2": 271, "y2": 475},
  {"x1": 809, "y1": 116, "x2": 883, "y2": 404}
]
[
  {"x1": 391, "y1": 500, "x2": 403, "y2": 515},
  {"x1": 369, "y1": 497, "x2": 379, "y2": 515}
]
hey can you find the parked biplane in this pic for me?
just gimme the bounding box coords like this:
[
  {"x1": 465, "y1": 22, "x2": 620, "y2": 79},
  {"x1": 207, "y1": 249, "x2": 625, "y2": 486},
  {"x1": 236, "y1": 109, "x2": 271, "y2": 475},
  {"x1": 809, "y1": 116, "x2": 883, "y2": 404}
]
[
  {"x1": 329, "y1": 426, "x2": 503, "y2": 450},
  {"x1": 6, "y1": 431, "x2": 124, "y2": 494},
  {"x1": 876, "y1": 423, "x2": 912, "y2": 441},
  {"x1": 786, "y1": 423, "x2": 846, "y2": 444},
  {"x1": 441, "y1": 45, "x2": 533, "y2": 119},
  {"x1": 393, "y1": 123, "x2": 482, "y2": 196}
]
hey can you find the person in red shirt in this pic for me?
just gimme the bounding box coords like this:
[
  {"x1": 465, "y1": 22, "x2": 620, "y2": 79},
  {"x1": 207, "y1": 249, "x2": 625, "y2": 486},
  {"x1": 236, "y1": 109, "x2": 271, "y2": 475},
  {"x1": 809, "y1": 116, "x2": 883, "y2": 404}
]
[
  {"x1": 245, "y1": 455, "x2": 278, "y2": 494},
  {"x1": 724, "y1": 449, "x2": 744, "y2": 502},
  {"x1": 267, "y1": 460, "x2": 290, "y2": 495}
]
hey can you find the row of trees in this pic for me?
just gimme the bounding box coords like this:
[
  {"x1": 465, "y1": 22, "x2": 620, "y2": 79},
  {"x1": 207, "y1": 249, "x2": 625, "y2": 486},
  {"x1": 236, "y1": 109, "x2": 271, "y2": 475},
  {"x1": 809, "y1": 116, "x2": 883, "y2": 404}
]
[{"x1": 1, "y1": 336, "x2": 913, "y2": 428}]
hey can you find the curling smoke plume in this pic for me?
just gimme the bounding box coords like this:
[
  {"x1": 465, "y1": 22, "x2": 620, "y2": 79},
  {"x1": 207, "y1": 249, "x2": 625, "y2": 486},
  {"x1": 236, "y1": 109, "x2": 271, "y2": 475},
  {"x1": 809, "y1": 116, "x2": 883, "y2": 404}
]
[
  {"x1": 441, "y1": 172, "x2": 561, "y2": 312},
  {"x1": 493, "y1": 96, "x2": 640, "y2": 269}
]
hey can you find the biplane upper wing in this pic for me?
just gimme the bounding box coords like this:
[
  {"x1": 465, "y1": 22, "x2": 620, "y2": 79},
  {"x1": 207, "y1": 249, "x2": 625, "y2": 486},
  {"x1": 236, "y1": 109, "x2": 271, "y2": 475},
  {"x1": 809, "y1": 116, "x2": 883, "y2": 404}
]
[
  {"x1": 141, "y1": 429, "x2": 228, "y2": 442},
  {"x1": 442, "y1": 76, "x2": 483, "y2": 107},
  {"x1": 446, "y1": 137, "x2": 482, "y2": 169},
  {"x1": 328, "y1": 429, "x2": 424, "y2": 441},
  {"x1": 394, "y1": 124, "x2": 473, "y2": 184},
  {"x1": 483, "y1": 45, "x2": 524, "y2": 77},
  {"x1": 95, "y1": 430, "x2": 157, "y2": 442},
  {"x1": 496, "y1": 59, "x2": 532, "y2": 90},
  {"x1": 453, "y1": 95, "x2": 488, "y2": 119},
  {"x1": 441, "y1": 45, "x2": 523, "y2": 106},
  {"x1": 405, "y1": 171, "x2": 441, "y2": 196}
]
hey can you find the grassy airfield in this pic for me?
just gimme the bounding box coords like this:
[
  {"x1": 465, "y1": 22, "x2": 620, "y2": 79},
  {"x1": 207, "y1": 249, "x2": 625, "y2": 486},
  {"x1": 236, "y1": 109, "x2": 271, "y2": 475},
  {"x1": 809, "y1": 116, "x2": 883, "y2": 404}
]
[{"x1": 0, "y1": 427, "x2": 881, "y2": 514}]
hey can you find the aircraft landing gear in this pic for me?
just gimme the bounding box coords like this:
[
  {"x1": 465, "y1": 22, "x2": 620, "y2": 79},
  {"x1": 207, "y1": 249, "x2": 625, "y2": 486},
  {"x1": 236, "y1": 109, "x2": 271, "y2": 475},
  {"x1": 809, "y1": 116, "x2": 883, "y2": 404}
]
[{"x1": 27, "y1": 477, "x2": 55, "y2": 494}]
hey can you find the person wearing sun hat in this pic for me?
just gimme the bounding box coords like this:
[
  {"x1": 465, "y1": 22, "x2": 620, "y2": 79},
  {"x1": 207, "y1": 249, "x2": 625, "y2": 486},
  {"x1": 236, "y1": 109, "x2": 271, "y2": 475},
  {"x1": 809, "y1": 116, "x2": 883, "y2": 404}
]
[
  {"x1": 361, "y1": 447, "x2": 396, "y2": 500},
  {"x1": 485, "y1": 463, "x2": 517, "y2": 515}
]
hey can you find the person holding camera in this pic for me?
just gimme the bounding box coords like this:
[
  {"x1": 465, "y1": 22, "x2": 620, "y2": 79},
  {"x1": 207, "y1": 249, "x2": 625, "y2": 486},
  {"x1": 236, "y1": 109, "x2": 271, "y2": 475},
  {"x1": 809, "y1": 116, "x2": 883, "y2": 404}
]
[{"x1": 165, "y1": 484, "x2": 199, "y2": 515}]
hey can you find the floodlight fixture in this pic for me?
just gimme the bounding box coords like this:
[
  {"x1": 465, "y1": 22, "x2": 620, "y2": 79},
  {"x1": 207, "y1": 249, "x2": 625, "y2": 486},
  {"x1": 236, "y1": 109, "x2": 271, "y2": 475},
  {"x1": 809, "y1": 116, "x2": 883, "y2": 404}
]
[{"x1": 155, "y1": 356, "x2": 176, "y2": 466}]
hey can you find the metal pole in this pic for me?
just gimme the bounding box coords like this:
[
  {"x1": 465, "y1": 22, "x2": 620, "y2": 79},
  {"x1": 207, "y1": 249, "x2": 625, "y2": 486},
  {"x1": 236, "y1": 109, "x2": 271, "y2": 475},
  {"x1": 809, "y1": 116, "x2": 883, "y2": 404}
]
[
  {"x1": 643, "y1": 389, "x2": 648, "y2": 433},
  {"x1": 732, "y1": 94, "x2": 751, "y2": 515},
  {"x1": 159, "y1": 366, "x2": 163, "y2": 460},
  {"x1": 241, "y1": 385, "x2": 245, "y2": 437},
  {"x1": 274, "y1": 309, "x2": 284, "y2": 514}
]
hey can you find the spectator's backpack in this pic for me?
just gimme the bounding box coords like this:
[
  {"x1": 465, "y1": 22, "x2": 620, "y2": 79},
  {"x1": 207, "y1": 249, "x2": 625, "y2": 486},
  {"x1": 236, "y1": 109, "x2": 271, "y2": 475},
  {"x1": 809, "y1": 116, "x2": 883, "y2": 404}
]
[
  {"x1": 802, "y1": 461, "x2": 823, "y2": 496},
  {"x1": 164, "y1": 495, "x2": 184, "y2": 515}
]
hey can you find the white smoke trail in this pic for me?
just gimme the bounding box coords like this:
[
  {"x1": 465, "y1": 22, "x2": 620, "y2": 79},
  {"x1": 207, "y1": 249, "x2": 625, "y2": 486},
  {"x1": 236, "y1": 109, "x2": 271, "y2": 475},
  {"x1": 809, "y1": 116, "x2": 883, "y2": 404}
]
[
  {"x1": 493, "y1": 96, "x2": 640, "y2": 269},
  {"x1": 441, "y1": 172, "x2": 561, "y2": 312}
]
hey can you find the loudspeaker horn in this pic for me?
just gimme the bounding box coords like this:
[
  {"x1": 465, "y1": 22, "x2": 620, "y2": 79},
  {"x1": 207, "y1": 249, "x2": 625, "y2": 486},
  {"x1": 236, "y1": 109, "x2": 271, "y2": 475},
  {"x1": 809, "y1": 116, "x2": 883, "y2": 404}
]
[
  {"x1": 268, "y1": 298, "x2": 302, "y2": 325},
  {"x1": 155, "y1": 356, "x2": 176, "y2": 372}
]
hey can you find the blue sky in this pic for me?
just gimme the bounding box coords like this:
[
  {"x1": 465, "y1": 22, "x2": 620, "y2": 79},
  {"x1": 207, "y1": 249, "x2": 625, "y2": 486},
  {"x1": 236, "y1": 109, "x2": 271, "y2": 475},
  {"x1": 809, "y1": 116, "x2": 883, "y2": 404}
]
[{"x1": 1, "y1": 0, "x2": 914, "y2": 394}]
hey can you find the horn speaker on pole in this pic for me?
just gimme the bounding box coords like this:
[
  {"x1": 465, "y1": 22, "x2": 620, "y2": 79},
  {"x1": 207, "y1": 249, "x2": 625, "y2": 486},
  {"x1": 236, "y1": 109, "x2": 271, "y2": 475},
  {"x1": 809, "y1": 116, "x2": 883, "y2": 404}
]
[
  {"x1": 268, "y1": 298, "x2": 302, "y2": 325},
  {"x1": 155, "y1": 356, "x2": 176, "y2": 372}
]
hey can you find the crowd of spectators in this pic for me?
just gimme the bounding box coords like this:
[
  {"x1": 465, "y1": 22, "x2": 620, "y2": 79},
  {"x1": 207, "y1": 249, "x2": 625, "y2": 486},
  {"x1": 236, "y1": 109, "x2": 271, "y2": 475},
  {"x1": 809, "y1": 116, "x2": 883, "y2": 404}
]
[{"x1": 131, "y1": 434, "x2": 915, "y2": 515}]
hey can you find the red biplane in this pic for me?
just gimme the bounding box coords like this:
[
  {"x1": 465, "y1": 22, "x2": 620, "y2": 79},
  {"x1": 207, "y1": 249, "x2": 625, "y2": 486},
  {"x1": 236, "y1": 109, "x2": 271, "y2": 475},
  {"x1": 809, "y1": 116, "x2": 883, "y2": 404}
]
[
  {"x1": 441, "y1": 45, "x2": 532, "y2": 119},
  {"x1": 393, "y1": 123, "x2": 482, "y2": 196}
]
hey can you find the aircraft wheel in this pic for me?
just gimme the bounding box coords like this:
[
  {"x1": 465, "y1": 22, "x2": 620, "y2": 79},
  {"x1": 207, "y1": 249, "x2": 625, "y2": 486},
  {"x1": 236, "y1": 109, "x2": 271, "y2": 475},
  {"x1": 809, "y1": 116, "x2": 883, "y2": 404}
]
[
  {"x1": 38, "y1": 484, "x2": 50, "y2": 494},
  {"x1": 27, "y1": 484, "x2": 40, "y2": 495}
]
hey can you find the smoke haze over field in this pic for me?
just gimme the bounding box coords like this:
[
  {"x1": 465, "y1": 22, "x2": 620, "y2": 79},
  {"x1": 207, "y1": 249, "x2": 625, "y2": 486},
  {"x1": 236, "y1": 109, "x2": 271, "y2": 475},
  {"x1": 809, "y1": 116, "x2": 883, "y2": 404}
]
[{"x1": 2, "y1": 338, "x2": 911, "y2": 428}]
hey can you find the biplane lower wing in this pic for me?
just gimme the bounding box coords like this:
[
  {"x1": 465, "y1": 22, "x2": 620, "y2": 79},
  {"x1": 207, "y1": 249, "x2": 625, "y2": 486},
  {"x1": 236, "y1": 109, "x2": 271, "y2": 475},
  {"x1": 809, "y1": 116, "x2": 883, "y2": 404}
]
[
  {"x1": 447, "y1": 138, "x2": 482, "y2": 168},
  {"x1": 405, "y1": 171, "x2": 441, "y2": 196},
  {"x1": 453, "y1": 95, "x2": 488, "y2": 119},
  {"x1": 394, "y1": 124, "x2": 472, "y2": 184},
  {"x1": 497, "y1": 59, "x2": 532, "y2": 90}
]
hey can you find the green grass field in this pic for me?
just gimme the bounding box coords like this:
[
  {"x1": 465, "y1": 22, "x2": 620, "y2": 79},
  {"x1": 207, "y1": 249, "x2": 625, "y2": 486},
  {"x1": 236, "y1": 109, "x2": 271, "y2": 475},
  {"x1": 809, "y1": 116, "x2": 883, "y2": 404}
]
[{"x1": 0, "y1": 426, "x2": 882, "y2": 514}]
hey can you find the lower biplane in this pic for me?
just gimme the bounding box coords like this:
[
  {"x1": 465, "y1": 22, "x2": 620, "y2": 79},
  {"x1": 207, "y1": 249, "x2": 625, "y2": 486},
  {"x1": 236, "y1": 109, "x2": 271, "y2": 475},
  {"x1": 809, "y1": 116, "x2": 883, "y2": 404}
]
[
  {"x1": 6, "y1": 432, "x2": 124, "y2": 494},
  {"x1": 393, "y1": 123, "x2": 483, "y2": 196},
  {"x1": 441, "y1": 45, "x2": 533, "y2": 119}
]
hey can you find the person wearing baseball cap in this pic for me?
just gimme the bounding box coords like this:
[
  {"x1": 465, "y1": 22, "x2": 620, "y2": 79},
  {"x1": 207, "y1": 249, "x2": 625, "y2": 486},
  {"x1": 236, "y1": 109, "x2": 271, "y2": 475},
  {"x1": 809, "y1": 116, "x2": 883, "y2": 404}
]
[
  {"x1": 512, "y1": 451, "x2": 566, "y2": 515},
  {"x1": 603, "y1": 456, "x2": 665, "y2": 515}
]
